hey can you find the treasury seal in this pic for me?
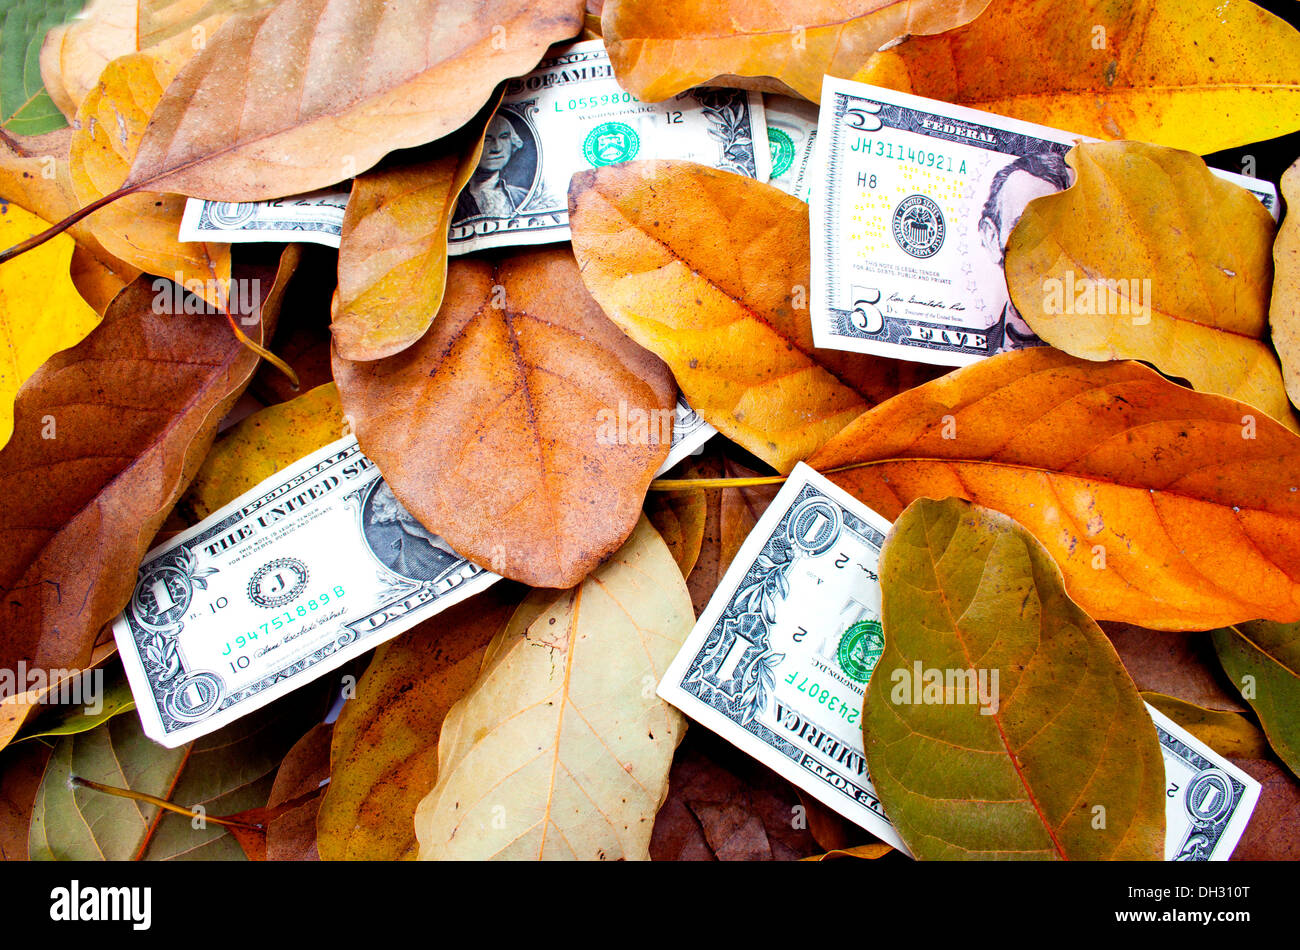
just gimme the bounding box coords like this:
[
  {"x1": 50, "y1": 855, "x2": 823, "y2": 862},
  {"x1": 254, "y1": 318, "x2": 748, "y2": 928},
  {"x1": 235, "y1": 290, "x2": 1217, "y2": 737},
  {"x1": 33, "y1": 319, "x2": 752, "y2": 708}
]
[
  {"x1": 583, "y1": 122, "x2": 640, "y2": 166},
  {"x1": 892, "y1": 194, "x2": 946, "y2": 259},
  {"x1": 768, "y1": 127, "x2": 795, "y2": 179},
  {"x1": 838, "y1": 619, "x2": 884, "y2": 684},
  {"x1": 247, "y1": 558, "x2": 309, "y2": 609}
]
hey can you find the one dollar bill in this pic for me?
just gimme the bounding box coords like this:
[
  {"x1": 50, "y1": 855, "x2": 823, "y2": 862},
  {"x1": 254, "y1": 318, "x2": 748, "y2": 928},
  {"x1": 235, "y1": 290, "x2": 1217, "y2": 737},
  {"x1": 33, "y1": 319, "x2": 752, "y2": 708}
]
[
  {"x1": 809, "y1": 76, "x2": 1279, "y2": 367},
  {"x1": 113, "y1": 437, "x2": 499, "y2": 748},
  {"x1": 179, "y1": 40, "x2": 770, "y2": 254},
  {"x1": 658, "y1": 463, "x2": 1260, "y2": 859}
]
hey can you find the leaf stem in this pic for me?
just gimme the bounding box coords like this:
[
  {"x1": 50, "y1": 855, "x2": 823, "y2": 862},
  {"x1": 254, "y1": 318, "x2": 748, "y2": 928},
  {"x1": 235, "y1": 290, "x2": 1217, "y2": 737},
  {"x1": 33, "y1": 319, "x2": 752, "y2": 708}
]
[
  {"x1": 0, "y1": 187, "x2": 132, "y2": 266},
  {"x1": 70, "y1": 776, "x2": 261, "y2": 830},
  {"x1": 648, "y1": 461, "x2": 879, "y2": 491}
]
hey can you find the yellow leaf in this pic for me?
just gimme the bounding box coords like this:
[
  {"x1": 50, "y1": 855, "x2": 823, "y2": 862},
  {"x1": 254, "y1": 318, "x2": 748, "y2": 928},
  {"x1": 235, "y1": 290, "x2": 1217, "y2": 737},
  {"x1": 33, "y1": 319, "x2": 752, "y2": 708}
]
[
  {"x1": 332, "y1": 101, "x2": 493, "y2": 360},
  {"x1": 1139, "y1": 692, "x2": 1271, "y2": 761},
  {"x1": 854, "y1": 0, "x2": 1300, "y2": 154},
  {"x1": 0, "y1": 200, "x2": 100, "y2": 449},
  {"x1": 602, "y1": 0, "x2": 991, "y2": 102},
  {"x1": 177, "y1": 382, "x2": 345, "y2": 523},
  {"x1": 1006, "y1": 141, "x2": 1295, "y2": 432},
  {"x1": 39, "y1": 0, "x2": 138, "y2": 120},
  {"x1": 415, "y1": 516, "x2": 693, "y2": 860},
  {"x1": 1273, "y1": 159, "x2": 1300, "y2": 410},
  {"x1": 69, "y1": 52, "x2": 230, "y2": 308}
]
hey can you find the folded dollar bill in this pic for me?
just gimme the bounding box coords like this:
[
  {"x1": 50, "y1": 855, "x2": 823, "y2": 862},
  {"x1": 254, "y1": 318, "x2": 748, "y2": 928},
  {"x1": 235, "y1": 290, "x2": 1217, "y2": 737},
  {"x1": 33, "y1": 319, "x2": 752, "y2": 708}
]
[
  {"x1": 179, "y1": 40, "x2": 770, "y2": 255},
  {"x1": 658, "y1": 463, "x2": 1261, "y2": 859},
  {"x1": 810, "y1": 76, "x2": 1280, "y2": 367},
  {"x1": 179, "y1": 187, "x2": 349, "y2": 248},
  {"x1": 764, "y1": 94, "x2": 819, "y2": 202},
  {"x1": 113, "y1": 437, "x2": 500, "y2": 747}
]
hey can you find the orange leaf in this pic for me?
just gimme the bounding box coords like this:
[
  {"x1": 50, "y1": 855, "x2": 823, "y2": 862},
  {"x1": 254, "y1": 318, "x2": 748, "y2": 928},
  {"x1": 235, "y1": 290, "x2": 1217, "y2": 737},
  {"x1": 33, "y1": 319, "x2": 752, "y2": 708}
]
[
  {"x1": 808, "y1": 348, "x2": 1300, "y2": 630},
  {"x1": 601, "y1": 0, "x2": 990, "y2": 102}
]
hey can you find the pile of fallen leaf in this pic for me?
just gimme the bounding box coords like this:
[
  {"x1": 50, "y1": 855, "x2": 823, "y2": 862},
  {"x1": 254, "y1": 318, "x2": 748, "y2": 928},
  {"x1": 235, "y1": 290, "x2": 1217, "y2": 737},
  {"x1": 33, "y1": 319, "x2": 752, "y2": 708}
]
[{"x1": 0, "y1": 0, "x2": 1298, "y2": 861}]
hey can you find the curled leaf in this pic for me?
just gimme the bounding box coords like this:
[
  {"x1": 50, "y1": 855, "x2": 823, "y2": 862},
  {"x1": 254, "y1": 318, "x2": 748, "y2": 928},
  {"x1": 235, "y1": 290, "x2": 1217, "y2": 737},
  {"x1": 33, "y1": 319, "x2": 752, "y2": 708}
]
[
  {"x1": 1008, "y1": 141, "x2": 1293, "y2": 432},
  {"x1": 121, "y1": 0, "x2": 585, "y2": 201},
  {"x1": 853, "y1": 0, "x2": 1300, "y2": 154},
  {"x1": 332, "y1": 99, "x2": 494, "y2": 360}
]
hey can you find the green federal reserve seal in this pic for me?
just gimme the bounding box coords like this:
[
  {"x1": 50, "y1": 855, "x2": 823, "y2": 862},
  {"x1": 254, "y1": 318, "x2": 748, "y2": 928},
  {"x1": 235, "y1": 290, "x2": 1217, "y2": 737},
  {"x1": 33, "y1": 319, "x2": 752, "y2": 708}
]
[
  {"x1": 838, "y1": 619, "x2": 884, "y2": 684},
  {"x1": 583, "y1": 122, "x2": 640, "y2": 166},
  {"x1": 768, "y1": 126, "x2": 795, "y2": 179}
]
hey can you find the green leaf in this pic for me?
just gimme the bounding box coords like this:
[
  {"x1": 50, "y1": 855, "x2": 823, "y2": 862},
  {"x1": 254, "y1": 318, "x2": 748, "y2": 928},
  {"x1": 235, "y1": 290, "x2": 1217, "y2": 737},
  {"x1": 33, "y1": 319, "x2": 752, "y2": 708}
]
[
  {"x1": 1139, "y1": 691, "x2": 1271, "y2": 760},
  {"x1": 1212, "y1": 625, "x2": 1300, "y2": 780},
  {"x1": 13, "y1": 666, "x2": 135, "y2": 743},
  {"x1": 0, "y1": 0, "x2": 87, "y2": 135},
  {"x1": 864, "y1": 497, "x2": 1166, "y2": 860},
  {"x1": 29, "y1": 685, "x2": 330, "y2": 860}
]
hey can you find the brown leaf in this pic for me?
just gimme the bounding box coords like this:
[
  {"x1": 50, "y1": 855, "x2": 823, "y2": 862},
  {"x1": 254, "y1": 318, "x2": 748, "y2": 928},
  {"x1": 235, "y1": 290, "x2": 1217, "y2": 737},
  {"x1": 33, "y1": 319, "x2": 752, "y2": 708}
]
[
  {"x1": 70, "y1": 52, "x2": 232, "y2": 308},
  {"x1": 569, "y1": 160, "x2": 941, "y2": 473},
  {"x1": 645, "y1": 487, "x2": 707, "y2": 578},
  {"x1": 265, "y1": 722, "x2": 333, "y2": 861},
  {"x1": 332, "y1": 98, "x2": 496, "y2": 360},
  {"x1": 678, "y1": 452, "x2": 780, "y2": 617},
  {"x1": 0, "y1": 742, "x2": 51, "y2": 860},
  {"x1": 121, "y1": 0, "x2": 585, "y2": 201},
  {"x1": 334, "y1": 246, "x2": 677, "y2": 588},
  {"x1": 251, "y1": 246, "x2": 337, "y2": 406},
  {"x1": 318, "y1": 584, "x2": 523, "y2": 861},
  {"x1": 650, "y1": 730, "x2": 821, "y2": 861},
  {"x1": 1103, "y1": 625, "x2": 1247, "y2": 713},
  {"x1": 0, "y1": 249, "x2": 290, "y2": 680},
  {"x1": 1231, "y1": 758, "x2": 1300, "y2": 860},
  {"x1": 853, "y1": 0, "x2": 1300, "y2": 155}
]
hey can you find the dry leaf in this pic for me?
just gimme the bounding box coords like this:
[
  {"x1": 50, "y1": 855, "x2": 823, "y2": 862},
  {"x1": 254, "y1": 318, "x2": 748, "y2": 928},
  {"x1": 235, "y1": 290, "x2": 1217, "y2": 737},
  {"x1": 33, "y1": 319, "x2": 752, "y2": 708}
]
[
  {"x1": 0, "y1": 251, "x2": 287, "y2": 688},
  {"x1": 0, "y1": 741, "x2": 51, "y2": 860},
  {"x1": 853, "y1": 0, "x2": 1300, "y2": 154},
  {"x1": 568, "y1": 160, "x2": 940, "y2": 473},
  {"x1": 675, "y1": 453, "x2": 780, "y2": 616},
  {"x1": 39, "y1": 0, "x2": 138, "y2": 120},
  {"x1": 649, "y1": 730, "x2": 821, "y2": 861},
  {"x1": 1102, "y1": 624, "x2": 1247, "y2": 713},
  {"x1": 1007, "y1": 141, "x2": 1293, "y2": 432},
  {"x1": 1212, "y1": 625, "x2": 1300, "y2": 779},
  {"x1": 867, "y1": 497, "x2": 1166, "y2": 859},
  {"x1": 0, "y1": 129, "x2": 143, "y2": 294},
  {"x1": 119, "y1": 0, "x2": 585, "y2": 201},
  {"x1": 601, "y1": 0, "x2": 991, "y2": 103},
  {"x1": 177, "y1": 382, "x2": 345, "y2": 524},
  {"x1": 29, "y1": 682, "x2": 329, "y2": 860},
  {"x1": 332, "y1": 98, "x2": 495, "y2": 360},
  {"x1": 1231, "y1": 758, "x2": 1300, "y2": 860},
  {"x1": 70, "y1": 52, "x2": 232, "y2": 308},
  {"x1": 415, "y1": 516, "x2": 693, "y2": 860},
  {"x1": 1139, "y1": 692, "x2": 1271, "y2": 761},
  {"x1": 1273, "y1": 159, "x2": 1300, "y2": 410},
  {"x1": 265, "y1": 722, "x2": 333, "y2": 861},
  {"x1": 0, "y1": 201, "x2": 101, "y2": 449},
  {"x1": 803, "y1": 842, "x2": 894, "y2": 861},
  {"x1": 318, "y1": 583, "x2": 523, "y2": 861},
  {"x1": 335, "y1": 246, "x2": 676, "y2": 589},
  {"x1": 645, "y1": 487, "x2": 707, "y2": 578},
  {"x1": 808, "y1": 348, "x2": 1300, "y2": 631}
]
